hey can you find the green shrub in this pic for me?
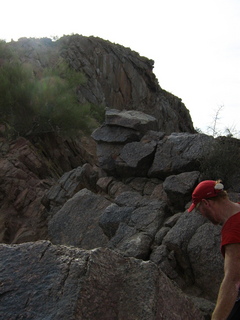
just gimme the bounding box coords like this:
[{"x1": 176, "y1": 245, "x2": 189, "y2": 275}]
[{"x1": 0, "y1": 42, "x2": 104, "y2": 138}]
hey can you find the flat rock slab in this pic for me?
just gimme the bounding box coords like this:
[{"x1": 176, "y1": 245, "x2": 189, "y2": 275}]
[
  {"x1": 105, "y1": 109, "x2": 158, "y2": 133},
  {"x1": 0, "y1": 241, "x2": 204, "y2": 320}
]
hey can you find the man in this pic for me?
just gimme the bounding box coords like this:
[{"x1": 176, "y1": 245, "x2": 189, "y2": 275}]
[{"x1": 188, "y1": 180, "x2": 240, "y2": 320}]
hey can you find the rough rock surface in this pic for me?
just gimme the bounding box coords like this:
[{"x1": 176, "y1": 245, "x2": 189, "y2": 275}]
[
  {"x1": 92, "y1": 114, "x2": 214, "y2": 177},
  {"x1": 48, "y1": 188, "x2": 111, "y2": 249},
  {"x1": 0, "y1": 133, "x2": 97, "y2": 244},
  {"x1": 8, "y1": 35, "x2": 195, "y2": 134},
  {"x1": 0, "y1": 240, "x2": 204, "y2": 320}
]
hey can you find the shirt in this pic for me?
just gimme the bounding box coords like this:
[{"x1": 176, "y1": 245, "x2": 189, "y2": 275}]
[{"x1": 221, "y1": 211, "x2": 240, "y2": 256}]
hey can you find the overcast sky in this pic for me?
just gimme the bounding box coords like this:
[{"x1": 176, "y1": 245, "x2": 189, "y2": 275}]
[{"x1": 1, "y1": 0, "x2": 240, "y2": 136}]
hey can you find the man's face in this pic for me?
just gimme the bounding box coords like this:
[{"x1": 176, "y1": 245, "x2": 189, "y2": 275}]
[{"x1": 195, "y1": 200, "x2": 220, "y2": 225}]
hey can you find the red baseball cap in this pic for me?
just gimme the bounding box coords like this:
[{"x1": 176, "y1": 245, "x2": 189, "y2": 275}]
[{"x1": 188, "y1": 180, "x2": 224, "y2": 212}]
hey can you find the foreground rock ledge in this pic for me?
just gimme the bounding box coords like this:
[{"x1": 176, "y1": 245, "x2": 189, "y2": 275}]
[{"x1": 0, "y1": 241, "x2": 204, "y2": 320}]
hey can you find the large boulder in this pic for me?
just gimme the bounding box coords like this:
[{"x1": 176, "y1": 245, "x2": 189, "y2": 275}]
[
  {"x1": 149, "y1": 133, "x2": 214, "y2": 178},
  {"x1": 91, "y1": 124, "x2": 141, "y2": 144},
  {"x1": 187, "y1": 223, "x2": 223, "y2": 300},
  {"x1": 163, "y1": 171, "x2": 200, "y2": 210},
  {"x1": 150, "y1": 210, "x2": 224, "y2": 302},
  {"x1": 105, "y1": 109, "x2": 158, "y2": 133},
  {"x1": 48, "y1": 188, "x2": 111, "y2": 249},
  {"x1": 0, "y1": 240, "x2": 204, "y2": 320},
  {"x1": 115, "y1": 140, "x2": 157, "y2": 177}
]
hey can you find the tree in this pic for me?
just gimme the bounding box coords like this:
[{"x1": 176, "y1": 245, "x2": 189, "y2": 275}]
[{"x1": 207, "y1": 105, "x2": 224, "y2": 137}]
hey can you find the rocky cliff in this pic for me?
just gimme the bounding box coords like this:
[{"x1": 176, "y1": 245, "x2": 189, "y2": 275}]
[
  {"x1": 7, "y1": 35, "x2": 195, "y2": 134},
  {"x1": 1, "y1": 35, "x2": 240, "y2": 320}
]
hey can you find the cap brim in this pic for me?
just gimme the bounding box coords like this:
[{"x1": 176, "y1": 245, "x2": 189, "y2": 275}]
[{"x1": 188, "y1": 203, "x2": 196, "y2": 212}]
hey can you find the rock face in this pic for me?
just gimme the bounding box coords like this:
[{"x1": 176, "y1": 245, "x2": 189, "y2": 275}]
[
  {"x1": 0, "y1": 240, "x2": 204, "y2": 320},
  {"x1": 8, "y1": 35, "x2": 195, "y2": 134},
  {"x1": 0, "y1": 133, "x2": 97, "y2": 244}
]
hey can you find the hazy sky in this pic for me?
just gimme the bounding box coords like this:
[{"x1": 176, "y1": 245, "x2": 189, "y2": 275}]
[{"x1": 1, "y1": 0, "x2": 240, "y2": 136}]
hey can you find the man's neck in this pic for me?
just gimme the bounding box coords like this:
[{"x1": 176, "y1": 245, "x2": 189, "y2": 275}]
[{"x1": 220, "y1": 201, "x2": 240, "y2": 224}]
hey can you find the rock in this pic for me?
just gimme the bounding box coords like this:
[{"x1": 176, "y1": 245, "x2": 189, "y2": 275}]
[
  {"x1": 96, "y1": 176, "x2": 115, "y2": 193},
  {"x1": 105, "y1": 199, "x2": 167, "y2": 259},
  {"x1": 115, "y1": 231, "x2": 153, "y2": 260},
  {"x1": 91, "y1": 124, "x2": 141, "y2": 143},
  {"x1": 129, "y1": 200, "x2": 166, "y2": 236},
  {"x1": 187, "y1": 223, "x2": 223, "y2": 301},
  {"x1": 107, "y1": 180, "x2": 133, "y2": 198},
  {"x1": 93, "y1": 125, "x2": 213, "y2": 180},
  {"x1": 161, "y1": 211, "x2": 207, "y2": 287},
  {"x1": 91, "y1": 114, "x2": 162, "y2": 177},
  {"x1": 42, "y1": 164, "x2": 99, "y2": 215},
  {"x1": 115, "y1": 140, "x2": 157, "y2": 177},
  {"x1": 0, "y1": 133, "x2": 98, "y2": 245},
  {"x1": 149, "y1": 133, "x2": 214, "y2": 178},
  {"x1": 189, "y1": 296, "x2": 215, "y2": 320},
  {"x1": 99, "y1": 203, "x2": 134, "y2": 239},
  {"x1": 0, "y1": 137, "x2": 52, "y2": 244},
  {"x1": 150, "y1": 244, "x2": 180, "y2": 283},
  {"x1": 114, "y1": 177, "x2": 163, "y2": 199},
  {"x1": 114, "y1": 190, "x2": 146, "y2": 206},
  {"x1": 48, "y1": 189, "x2": 111, "y2": 249},
  {"x1": 105, "y1": 109, "x2": 158, "y2": 133},
  {"x1": 140, "y1": 130, "x2": 166, "y2": 142},
  {"x1": 95, "y1": 142, "x2": 123, "y2": 174},
  {"x1": 164, "y1": 212, "x2": 182, "y2": 228},
  {"x1": 0, "y1": 240, "x2": 204, "y2": 320},
  {"x1": 163, "y1": 171, "x2": 200, "y2": 210},
  {"x1": 153, "y1": 227, "x2": 170, "y2": 245}
]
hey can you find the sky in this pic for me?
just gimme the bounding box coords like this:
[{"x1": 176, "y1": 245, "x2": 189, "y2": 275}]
[{"x1": 1, "y1": 0, "x2": 240, "y2": 136}]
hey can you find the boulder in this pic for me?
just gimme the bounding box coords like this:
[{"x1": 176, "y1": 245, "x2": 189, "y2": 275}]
[
  {"x1": 163, "y1": 171, "x2": 200, "y2": 210},
  {"x1": 48, "y1": 189, "x2": 111, "y2": 249},
  {"x1": 162, "y1": 211, "x2": 206, "y2": 271},
  {"x1": 105, "y1": 109, "x2": 158, "y2": 133},
  {"x1": 156, "y1": 210, "x2": 224, "y2": 301},
  {"x1": 187, "y1": 223, "x2": 223, "y2": 300},
  {"x1": 0, "y1": 240, "x2": 204, "y2": 320},
  {"x1": 149, "y1": 133, "x2": 214, "y2": 178},
  {"x1": 95, "y1": 142, "x2": 123, "y2": 174},
  {"x1": 114, "y1": 190, "x2": 148, "y2": 206},
  {"x1": 99, "y1": 203, "x2": 134, "y2": 239},
  {"x1": 42, "y1": 163, "x2": 99, "y2": 215},
  {"x1": 91, "y1": 124, "x2": 141, "y2": 143},
  {"x1": 105, "y1": 198, "x2": 168, "y2": 259},
  {"x1": 115, "y1": 140, "x2": 157, "y2": 177}
]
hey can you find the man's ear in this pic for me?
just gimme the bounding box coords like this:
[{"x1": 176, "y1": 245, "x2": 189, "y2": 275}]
[{"x1": 202, "y1": 199, "x2": 210, "y2": 207}]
